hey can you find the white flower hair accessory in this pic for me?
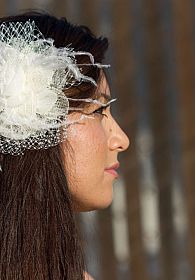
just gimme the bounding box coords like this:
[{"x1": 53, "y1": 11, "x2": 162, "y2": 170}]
[{"x1": 0, "y1": 20, "x2": 115, "y2": 155}]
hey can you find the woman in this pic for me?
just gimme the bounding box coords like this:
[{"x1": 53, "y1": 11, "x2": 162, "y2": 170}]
[{"x1": 0, "y1": 11, "x2": 129, "y2": 279}]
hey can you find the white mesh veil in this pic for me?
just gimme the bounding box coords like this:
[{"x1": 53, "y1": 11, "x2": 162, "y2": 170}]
[{"x1": 0, "y1": 20, "x2": 114, "y2": 155}]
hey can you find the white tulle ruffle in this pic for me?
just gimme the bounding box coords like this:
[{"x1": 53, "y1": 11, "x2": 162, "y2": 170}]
[{"x1": 0, "y1": 20, "x2": 111, "y2": 155}]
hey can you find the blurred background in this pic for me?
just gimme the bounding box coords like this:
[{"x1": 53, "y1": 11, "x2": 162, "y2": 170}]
[{"x1": 0, "y1": 1, "x2": 195, "y2": 279}]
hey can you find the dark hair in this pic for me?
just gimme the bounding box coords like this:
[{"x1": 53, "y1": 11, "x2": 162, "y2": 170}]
[{"x1": 0, "y1": 11, "x2": 109, "y2": 279}]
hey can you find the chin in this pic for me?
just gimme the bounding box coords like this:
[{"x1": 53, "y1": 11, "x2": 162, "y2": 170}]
[
  {"x1": 97, "y1": 198, "x2": 114, "y2": 210},
  {"x1": 73, "y1": 196, "x2": 113, "y2": 212},
  {"x1": 88, "y1": 197, "x2": 114, "y2": 212}
]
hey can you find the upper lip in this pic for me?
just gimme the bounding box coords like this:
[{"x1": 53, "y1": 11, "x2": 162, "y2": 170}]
[{"x1": 105, "y1": 162, "x2": 120, "y2": 170}]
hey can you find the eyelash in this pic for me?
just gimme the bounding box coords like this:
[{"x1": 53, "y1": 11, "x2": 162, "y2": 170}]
[{"x1": 93, "y1": 105, "x2": 109, "y2": 117}]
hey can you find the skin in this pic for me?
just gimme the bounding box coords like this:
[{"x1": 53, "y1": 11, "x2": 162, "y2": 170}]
[
  {"x1": 63, "y1": 75, "x2": 130, "y2": 212},
  {"x1": 84, "y1": 271, "x2": 95, "y2": 280}
]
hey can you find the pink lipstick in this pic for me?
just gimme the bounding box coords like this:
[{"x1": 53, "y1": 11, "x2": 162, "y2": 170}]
[{"x1": 105, "y1": 163, "x2": 120, "y2": 178}]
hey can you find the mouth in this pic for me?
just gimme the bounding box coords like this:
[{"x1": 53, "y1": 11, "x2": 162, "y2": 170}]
[{"x1": 104, "y1": 162, "x2": 120, "y2": 178}]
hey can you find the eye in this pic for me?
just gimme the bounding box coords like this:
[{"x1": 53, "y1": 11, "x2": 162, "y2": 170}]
[{"x1": 92, "y1": 105, "x2": 109, "y2": 117}]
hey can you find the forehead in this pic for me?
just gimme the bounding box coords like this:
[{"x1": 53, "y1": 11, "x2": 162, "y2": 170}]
[{"x1": 97, "y1": 73, "x2": 111, "y2": 102}]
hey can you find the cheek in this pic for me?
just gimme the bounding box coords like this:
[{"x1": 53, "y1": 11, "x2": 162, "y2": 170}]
[
  {"x1": 63, "y1": 120, "x2": 110, "y2": 211},
  {"x1": 65, "y1": 120, "x2": 108, "y2": 184}
]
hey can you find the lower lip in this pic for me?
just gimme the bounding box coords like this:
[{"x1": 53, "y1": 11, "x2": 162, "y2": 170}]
[{"x1": 105, "y1": 169, "x2": 119, "y2": 178}]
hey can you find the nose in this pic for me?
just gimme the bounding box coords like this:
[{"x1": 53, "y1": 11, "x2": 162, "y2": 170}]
[{"x1": 108, "y1": 119, "x2": 130, "y2": 152}]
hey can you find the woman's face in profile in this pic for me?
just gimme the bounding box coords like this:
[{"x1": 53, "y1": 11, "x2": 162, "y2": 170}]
[{"x1": 63, "y1": 75, "x2": 130, "y2": 212}]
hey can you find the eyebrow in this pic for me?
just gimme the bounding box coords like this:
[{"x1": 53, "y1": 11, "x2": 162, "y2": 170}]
[{"x1": 100, "y1": 93, "x2": 112, "y2": 102}]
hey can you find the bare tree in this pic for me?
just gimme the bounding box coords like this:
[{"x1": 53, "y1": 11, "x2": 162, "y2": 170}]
[
  {"x1": 16, "y1": 0, "x2": 35, "y2": 11},
  {"x1": 172, "y1": 0, "x2": 195, "y2": 279},
  {"x1": 79, "y1": 0, "x2": 100, "y2": 33},
  {"x1": 112, "y1": 1, "x2": 149, "y2": 279},
  {"x1": 97, "y1": 209, "x2": 118, "y2": 280},
  {"x1": 50, "y1": 0, "x2": 68, "y2": 18},
  {"x1": 0, "y1": 1, "x2": 6, "y2": 16},
  {"x1": 142, "y1": 1, "x2": 177, "y2": 279}
]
